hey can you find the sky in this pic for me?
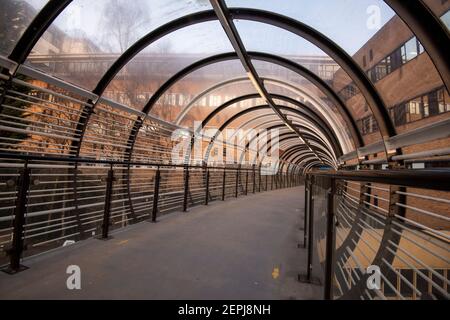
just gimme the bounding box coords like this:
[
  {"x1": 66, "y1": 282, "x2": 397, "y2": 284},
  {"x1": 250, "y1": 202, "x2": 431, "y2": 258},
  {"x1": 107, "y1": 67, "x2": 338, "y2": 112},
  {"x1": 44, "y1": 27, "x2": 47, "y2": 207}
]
[{"x1": 26, "y1": 0, "x2": 395, "y2": 56}]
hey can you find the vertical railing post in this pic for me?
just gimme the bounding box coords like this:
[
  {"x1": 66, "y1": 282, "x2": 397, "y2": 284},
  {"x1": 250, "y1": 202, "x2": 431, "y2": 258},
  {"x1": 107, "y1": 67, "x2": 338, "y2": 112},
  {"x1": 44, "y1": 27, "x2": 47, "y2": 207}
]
[
  {"x1": 305, "y1": 194, "x2": 314, "y2": 281},
  {"x1": 183, "y1": 165, "x2": 190, "y2": 212},
  {"x1": 265, "y1": 171, "x2": 268, "y2": 191},
  {"x1": 245, "y1": 170, "x2": 248, "y2": 195},
  {"x1": 252, "y1": 164, "x2": 256, "y2": 194},
  {"x1": 324, "y1": 178, "x2": 336, "y2": 300},
  {"x1": 235, "y1": 166, "x2": 239, "y2": 198},
  {"x1": 151, "y1": 166, "x2": 161, "y2": 223},
  {"x1": 204, "y1": 168, "x2": 210, "y2": 205},
  {"x1": 222, "y1": 167, "x2": 226, "y2": 201},
  {"x1": 4, "y1": 161, "x2": 30, "y2": 274},
  {"x1": 101, "y1": 164, "x2": 114, "y2": 239},
  {"x1": 303, "y1": 175, "x2": 309, "y2": 248},
  {"x1": 258, "y1": 165, "x2": 261, "y2": 192},
  {"x1": 277, "y1": 172, "x2": 280, "y2": 189}
]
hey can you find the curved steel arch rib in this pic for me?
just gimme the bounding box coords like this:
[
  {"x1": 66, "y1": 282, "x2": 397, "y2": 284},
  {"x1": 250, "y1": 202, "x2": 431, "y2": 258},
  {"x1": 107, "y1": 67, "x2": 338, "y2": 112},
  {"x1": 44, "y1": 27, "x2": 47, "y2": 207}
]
[
  {"x1": 10, "y1": 5, "x2": 449, "y2": 160},
  {"x1": 206, "y1": 102, "x2": 342, "y2": 156},
  {"x1": 241, "y1": 131, "x2": 335, "y2": 170},
  {"x1": 384, "y1": 0, "x2": 450, "y2": 92},
  {"x1": 280, "y1": 141, "x2": 335, "y2": 166},
  {"x1": 223, "y1": 92, "x2": 343, "y2": 156},
  {"x1": 202, "y1": 109, "x2": 333, "y2": 166},
  {"x1": 8, "y1": 0, "x2": 73, "y2": 64},
  {"x1": 198, "y1": 101, "x2": 337, "y2": 164},
  {"x1": 265, "y1": 132, "x2": 333, "y2": 160},
  {"x1": 176, "y1": 75, "x2": 355, "y2": 154},
  {"x1": 200, "y1": 94, "x2": 342, "y2": 156},
  {"x1": 136, "y1": 52, "x2": 362, "y2": 151},
  {"x1": 229, "y1": 8, "x2": 396, "y2": 141},
  {"x1": 138, "y1": 51, "x2": 362, "y2": 151},
  {"x1": 262, "y1": 129, "x2": 335, "y2": 162},
  {"x1": 231, "y1": 112, "x2": 335, "y2": 153},
  {"x1": 244, "y1": 118, "x2": 338, "y2": 158}
]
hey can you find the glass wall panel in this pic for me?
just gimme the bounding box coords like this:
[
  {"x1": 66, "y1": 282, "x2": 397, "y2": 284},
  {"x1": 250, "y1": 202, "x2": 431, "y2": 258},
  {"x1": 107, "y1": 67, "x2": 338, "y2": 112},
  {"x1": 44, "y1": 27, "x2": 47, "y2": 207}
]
[
  {"x1": 0, "y1": 0, "x2": 48, "y2": 57},
  {"x1": 102, "y1": 21, "x2": 234, "y2": 112},
  {"x1": 179, "y1": 82, "x2": 256, "y2": 128},
  {"x1": 152, "y1": 60, "x2": 247, "y2": 124},
  {"x1": 424, "y1": 0, "x2": 450, "y2": 30},
  {"x1": 228, "y1": 0, "x2": 448, "y2": 147},
  {"x1": 25, "y1": 0, "x2": 212, "y2": 89},
  {"x1": 255, "y1": 61, "x2": 360, "y2": 152}
]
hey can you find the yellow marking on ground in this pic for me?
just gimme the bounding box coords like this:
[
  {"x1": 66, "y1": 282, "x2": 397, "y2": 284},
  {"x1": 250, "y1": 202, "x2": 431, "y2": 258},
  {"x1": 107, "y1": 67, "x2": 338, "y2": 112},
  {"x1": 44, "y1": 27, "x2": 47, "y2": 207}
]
[
  {"x1": 117, "y1": 240, "x2": 129, "y2": 245},
  {"x1": 272, "y1": 267, "x2": 280, "y2": 279}
]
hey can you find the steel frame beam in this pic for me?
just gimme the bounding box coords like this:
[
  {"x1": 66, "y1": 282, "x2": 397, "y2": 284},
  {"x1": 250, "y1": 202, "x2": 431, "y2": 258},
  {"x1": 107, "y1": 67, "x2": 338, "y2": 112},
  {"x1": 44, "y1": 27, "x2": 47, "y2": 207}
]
[
  {"x1": 240, "y1": 131, "x2": 335, "y2": 169},
  {"x1": 210, "y1": 0, "x2": 323, "y2": 163},
  {"x1": 199, "y1": 104, "x2": 337, "y2": 166},
  {"x1": 175, "y1": 75, "x2": 355, "y2": 154},
  {"x1": 241, "y1": 121, "x2": 336, "y2": 158},
  {"x1": 385, "y1": 0, "x2": 450, "y2": 92},
  {"x1": 8, "y1": 0, "x2": 73, "y2": 65},
  {"x1": 199, "y1": 98, "x2": 341, "y2": 157},
  {"x1": 9, "y1": 2, "x2": 447, "y2": 166}
]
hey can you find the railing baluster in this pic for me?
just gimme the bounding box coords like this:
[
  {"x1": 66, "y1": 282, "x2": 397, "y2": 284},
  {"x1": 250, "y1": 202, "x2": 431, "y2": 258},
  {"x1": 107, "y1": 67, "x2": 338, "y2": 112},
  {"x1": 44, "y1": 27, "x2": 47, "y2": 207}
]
[
  {"x1": 204, "y1": 168, "x2": 210, "y2": 205},
  {"x1": 245, "y1": 170, "x2": 248, "y2": 195},
  {"x1": 101, "y1": 164, "x2": 114, "y2": 240},
  {"x1": 324, "y1": 178, "x2": 336, "y2": 300},
  {"x1": 151, "y1": 166, "x2": 161, "y2": 223},
  {"x1": 222, "y1": 167, "x2": 226, "y2": 201},
  {"x1": 252, "y1": 165, "x2": 256, "y2": 194},
  {"x1": 303, "y1": 176, "x2": 309, "y2": 248},
  {"x1": 183, "y1": 165, "x2": 190, "y2": 212},
  {"x1": 3, "y1": 161, "x2": 30, "y2": 274},
  {"x1": 235, "y1": 167, "x2": 239, "y2": 198}
]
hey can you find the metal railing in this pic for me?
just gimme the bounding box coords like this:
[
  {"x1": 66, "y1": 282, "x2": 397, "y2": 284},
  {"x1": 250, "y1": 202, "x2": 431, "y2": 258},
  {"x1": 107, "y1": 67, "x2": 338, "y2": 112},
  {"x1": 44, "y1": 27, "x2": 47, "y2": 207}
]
[
  {"x1": 301, "y1": 169, "x2": 450, "y2": 300},
  {"x1": 0, "y1": 153, "x2": 302, "y2": 274}
]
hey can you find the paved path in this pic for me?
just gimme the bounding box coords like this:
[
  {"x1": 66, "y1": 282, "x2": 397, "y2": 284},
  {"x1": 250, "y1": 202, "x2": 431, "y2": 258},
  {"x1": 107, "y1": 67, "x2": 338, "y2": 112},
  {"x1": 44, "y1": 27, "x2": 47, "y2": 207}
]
[{"x1": 0, "y1": 187, "x2": 322, "y2": 299}]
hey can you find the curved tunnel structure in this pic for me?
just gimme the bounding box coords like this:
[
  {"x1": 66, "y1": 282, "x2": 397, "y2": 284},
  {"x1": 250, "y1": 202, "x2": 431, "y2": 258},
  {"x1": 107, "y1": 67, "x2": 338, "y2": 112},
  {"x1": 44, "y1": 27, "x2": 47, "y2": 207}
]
[{"x1": 0, "y1": 0, "x2": 449, "y2": 300}]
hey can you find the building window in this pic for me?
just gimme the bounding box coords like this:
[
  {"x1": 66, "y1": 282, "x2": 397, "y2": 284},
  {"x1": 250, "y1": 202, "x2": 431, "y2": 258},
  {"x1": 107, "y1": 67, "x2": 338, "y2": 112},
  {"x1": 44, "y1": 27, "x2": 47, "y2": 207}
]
[
  {"x1": 369, "y1": 49, "x2": 374, "y2": 62},
  {"x1": 441, "y1": 10, "x2": 450, "y2": 29},
  {"x1": 361, "y1": 117, "x2": 371, "y2": 135},
  {"x1": 401, "y1": 37, "x2": 418, "y2": 63},
  {"x1": 393, "y1": 104, "x2": 407, "y2": 126},
  {"x1": 438, "y1": 88, "x2": 450, "y2": 113},
  {"x1": 366, "y1": 37, "x2": 424, "y2": 83},
  {"x1": 359, "y1": 116, "x2": 379, "y2": 136},
  {"x1": 339, "y1": 82, "x2": 359, "y2": 101},
  {"x1": 390, "y1": 87, "x2": 449, "y2": 126}
]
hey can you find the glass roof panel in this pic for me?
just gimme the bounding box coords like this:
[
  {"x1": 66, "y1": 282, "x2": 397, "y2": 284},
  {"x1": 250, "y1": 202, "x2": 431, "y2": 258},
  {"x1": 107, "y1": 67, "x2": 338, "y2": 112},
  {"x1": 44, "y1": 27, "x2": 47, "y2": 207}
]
[
  {"x1": 102, "y1": 21, "x2": 234, "y2": 111},
  {"x1": 424, "y1": 0, "x2": 450, "y2": 30},
  {"x1": 205, "y1": 97, "x2": 266, "y2": 128},
  {"x1": 0, "y1": 0, "x2": 48, "y2": 57},
  {"x1": 229, "y1": 0, "x2": 448, "y2": 141},
  {"x1": 24, "y1": 0, "x2": 212, "y2": 89},
  {"x1": 179, "y1": 82, "x2": 256, "y2": 128},
  {"x1": 151, "y1": 60, "x2": 247, "y2": 124},
  {"x1": 235, "y1": 20, "x2": 342, "y2": 84},
  {"x1": 256, "y1": 62, "x2": 359, "y2": 153},
  {"x1": 227, "y1": 0, "x2": 396, "y2": 56}
]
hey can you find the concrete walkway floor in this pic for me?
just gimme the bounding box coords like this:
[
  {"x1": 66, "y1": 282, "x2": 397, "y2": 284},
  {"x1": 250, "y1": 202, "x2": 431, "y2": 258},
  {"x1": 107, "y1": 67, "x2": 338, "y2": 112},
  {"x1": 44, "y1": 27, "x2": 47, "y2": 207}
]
[{"x1": 0, "y1": 187, "x2": 322, "y2": 300}]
